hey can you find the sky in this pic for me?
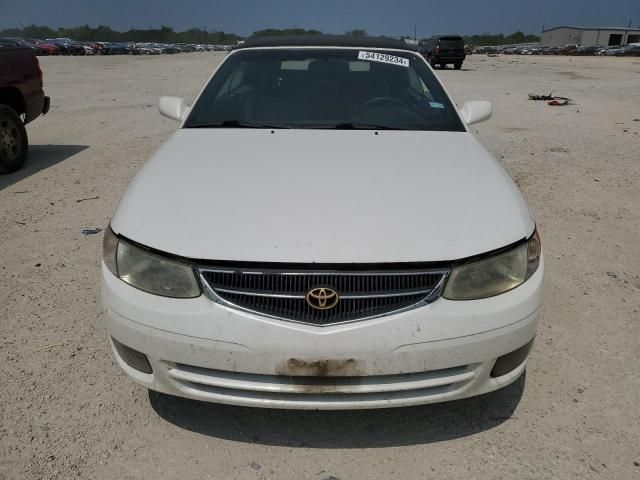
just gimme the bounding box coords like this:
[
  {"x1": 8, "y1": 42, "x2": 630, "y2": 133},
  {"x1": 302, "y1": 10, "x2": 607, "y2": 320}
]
[{"x1": 1, "y1": 0, "x2": 639, "y2": 37}]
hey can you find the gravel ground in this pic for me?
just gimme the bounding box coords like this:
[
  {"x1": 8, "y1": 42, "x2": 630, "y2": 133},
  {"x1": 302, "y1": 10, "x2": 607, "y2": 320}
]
[{"x1": 1, "y1": 52, "x2": 639, "y2": 480}]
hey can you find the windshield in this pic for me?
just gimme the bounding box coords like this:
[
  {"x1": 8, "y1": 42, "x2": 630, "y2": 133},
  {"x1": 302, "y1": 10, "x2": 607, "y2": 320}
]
[
  {"x1": 440, "y1": 37, "x2": 464, "y2": 49},
  {"x1": 185, "y1": 48, "x2": 465, "y2": 131}
]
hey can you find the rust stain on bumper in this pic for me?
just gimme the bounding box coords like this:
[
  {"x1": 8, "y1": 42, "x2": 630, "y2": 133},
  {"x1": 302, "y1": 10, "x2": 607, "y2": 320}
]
[
  {"x1": 275, "y1": 358, "x2": 365, "y2": 393},
  {"x1": 276, "y1": 358, "x2": 364, "y2": 377}
]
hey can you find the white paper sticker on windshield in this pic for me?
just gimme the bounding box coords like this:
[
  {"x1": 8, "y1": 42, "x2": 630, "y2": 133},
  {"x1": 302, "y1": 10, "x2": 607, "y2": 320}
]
[{"x1": 358, "y1": 51, "x2": 409, "y2": 68}]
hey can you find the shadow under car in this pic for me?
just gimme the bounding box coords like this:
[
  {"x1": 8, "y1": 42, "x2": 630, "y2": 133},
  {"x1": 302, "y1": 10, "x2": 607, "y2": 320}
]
[
  {"x1": 0, "y1": 144, "x2": 89, "y2": 190},
  {"x1": 149, "y1": 372, "x2": 526, "y2": 448}
]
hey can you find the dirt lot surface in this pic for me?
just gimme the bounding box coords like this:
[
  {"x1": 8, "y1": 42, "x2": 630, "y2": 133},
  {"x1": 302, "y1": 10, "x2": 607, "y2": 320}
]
[{"x1": 1, "y1": 53, "x2": 639, "y2": 479}]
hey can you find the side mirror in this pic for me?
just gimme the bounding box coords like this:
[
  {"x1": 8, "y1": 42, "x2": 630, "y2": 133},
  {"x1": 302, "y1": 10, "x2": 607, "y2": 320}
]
[
  {"x1": 460, "y1": 101, "x2": 493, "y2": 125},
  {"x1": 159, "y1": 96, "x2": 189, "y2": 121}
]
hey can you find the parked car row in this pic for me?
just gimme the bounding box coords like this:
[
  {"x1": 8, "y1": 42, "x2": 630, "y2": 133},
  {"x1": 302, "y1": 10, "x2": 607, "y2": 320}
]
[
  {"x1": 0, "y1": 37, "x2": 233, "y2": 55},
  {"x1": 593, "y1": 44, "x2": 640, "y2": 56},
  {"x1": 475, "y1": 43, "x2": 640, "y2": 56}
]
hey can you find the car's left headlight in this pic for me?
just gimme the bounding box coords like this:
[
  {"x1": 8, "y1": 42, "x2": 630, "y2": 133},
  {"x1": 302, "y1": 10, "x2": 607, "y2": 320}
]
[
  {"x1": 443, "y1": 230, "x2": 541, "y2": 300},
  {"x1": 102, "y1": 227, "x2": 201, "y2": 298}
]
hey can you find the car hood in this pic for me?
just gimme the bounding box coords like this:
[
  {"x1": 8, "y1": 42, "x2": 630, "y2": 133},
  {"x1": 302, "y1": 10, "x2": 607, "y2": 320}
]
[{"x1": 112, "y1": 129, "x2": 534, "y2": 263}]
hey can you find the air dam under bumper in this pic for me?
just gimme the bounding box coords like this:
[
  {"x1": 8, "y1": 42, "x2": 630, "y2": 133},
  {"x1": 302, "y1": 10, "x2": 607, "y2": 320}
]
[
  {"x1": 101, "y1": 262, "x2": 543, "y2": 410},
  {"x1": 433, "y1": 55, "x2": 466, "y2": 63}
]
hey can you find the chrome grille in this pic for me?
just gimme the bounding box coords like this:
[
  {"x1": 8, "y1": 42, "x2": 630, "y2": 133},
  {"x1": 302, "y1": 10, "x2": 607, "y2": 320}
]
[{"x1": 198, "y1": 267, "x2": 449, "y2": 325}]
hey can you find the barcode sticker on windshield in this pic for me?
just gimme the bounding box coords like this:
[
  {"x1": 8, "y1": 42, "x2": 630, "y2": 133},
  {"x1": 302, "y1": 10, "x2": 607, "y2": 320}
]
[{"x1": 358, "y1": 51, "x2": 409, "y2": 68}]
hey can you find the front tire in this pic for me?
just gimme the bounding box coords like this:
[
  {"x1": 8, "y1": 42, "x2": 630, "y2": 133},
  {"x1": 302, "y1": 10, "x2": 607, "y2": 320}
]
[
  {"x1": 428, "y1": 55, "x2": 436, "y2": 68},
  {"x1": 454, "y1": 62, "x2": 463, "y2": 70},
  {"x1": 0, "y1": 105, "x2": 28, "y2": 173}
]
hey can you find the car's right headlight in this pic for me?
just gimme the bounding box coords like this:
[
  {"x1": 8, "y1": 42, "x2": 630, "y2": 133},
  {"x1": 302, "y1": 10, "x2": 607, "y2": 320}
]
[
  {"x1": 443, "y1": 230, "x2": 541, "y2": 300},
  {"x1": 102, "y1": 227, "x2": 201, "y2": 298}
]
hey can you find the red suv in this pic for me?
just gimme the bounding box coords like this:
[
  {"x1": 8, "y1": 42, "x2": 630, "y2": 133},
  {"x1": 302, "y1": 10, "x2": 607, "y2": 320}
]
[{"x1": 0, "y1": 46, "x2": 50, "y2": 172}]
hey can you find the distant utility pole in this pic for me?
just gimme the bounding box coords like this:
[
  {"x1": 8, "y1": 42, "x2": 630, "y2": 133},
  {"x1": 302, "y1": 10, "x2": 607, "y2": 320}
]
[{"x1": 414, "y1": 25, "x2": 417, "y2": 40}]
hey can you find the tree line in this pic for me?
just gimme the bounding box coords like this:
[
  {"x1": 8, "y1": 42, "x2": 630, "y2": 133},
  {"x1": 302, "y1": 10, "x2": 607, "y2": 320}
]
[
  {"x1": 463, "y1": 31, "x2": 540, "y2": 46},
  {"x1": 251, "y1": 29, "x2": 540, "y2": 44},
  {"x1": 0, "y1": 24, "x2": 539, "y2": 46},
  {"x1": 0, "y1": 24, "x2": 241, "y2": 44}
]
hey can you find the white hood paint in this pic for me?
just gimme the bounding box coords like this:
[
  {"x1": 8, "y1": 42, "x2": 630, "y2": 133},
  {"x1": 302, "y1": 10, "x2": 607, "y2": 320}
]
[{"x1": 112, "y1": 129, "x2": 534, "y2": 263}]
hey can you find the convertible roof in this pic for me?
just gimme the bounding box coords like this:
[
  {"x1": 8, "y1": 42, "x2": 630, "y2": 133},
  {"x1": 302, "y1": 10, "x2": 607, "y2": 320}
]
[{"x1": 238, "y1": 35, "x2": 417, "y2": 51}]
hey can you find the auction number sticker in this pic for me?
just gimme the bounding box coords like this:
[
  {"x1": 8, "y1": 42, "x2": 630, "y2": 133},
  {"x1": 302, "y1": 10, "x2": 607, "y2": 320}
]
[{"x1": 358, "y1": 51, "x2": 410, "y2": 68}]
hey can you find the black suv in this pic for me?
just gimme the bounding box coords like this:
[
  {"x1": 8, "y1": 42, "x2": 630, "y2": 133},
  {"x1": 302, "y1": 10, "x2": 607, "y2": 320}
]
[{"x1": 418, "y1": 35, "x2": 466, "y2": 69}]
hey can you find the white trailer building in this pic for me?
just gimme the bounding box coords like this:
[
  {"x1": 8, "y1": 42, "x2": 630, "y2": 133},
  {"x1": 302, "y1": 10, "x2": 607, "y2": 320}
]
[{"x1": 541, "y1": 26, "x2": 640, "y2": 47}]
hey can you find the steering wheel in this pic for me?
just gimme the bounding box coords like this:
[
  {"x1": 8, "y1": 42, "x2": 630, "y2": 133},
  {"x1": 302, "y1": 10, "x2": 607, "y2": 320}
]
[{"x1": 357, "y1": 96, "x2": 408, "y2": 114}]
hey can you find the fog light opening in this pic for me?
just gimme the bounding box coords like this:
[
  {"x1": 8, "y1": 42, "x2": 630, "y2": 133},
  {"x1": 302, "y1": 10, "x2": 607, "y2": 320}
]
[
  {"x1": 111, "y1": 337, "x2": 153, "y2": 374},
  {"x1": 491, "y1": 339, "x2": 534, "y2": 378}
]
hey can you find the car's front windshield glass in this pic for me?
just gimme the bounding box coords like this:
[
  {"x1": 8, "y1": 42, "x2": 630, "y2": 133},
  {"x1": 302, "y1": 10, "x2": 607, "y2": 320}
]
[{"x1": 185, "y1": 48, "x2": 465, "y2": 131}]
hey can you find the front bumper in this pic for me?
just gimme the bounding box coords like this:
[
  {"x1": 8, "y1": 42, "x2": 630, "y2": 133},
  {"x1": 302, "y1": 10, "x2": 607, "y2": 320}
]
[
  {"x1": 101, "y1": 260, "x2": 543, "y2": 410},
  {"x1": 433, "y1": 55, "x2": 466, "y2": 63},
  {"x1": 23, "y1": 91, "x2": 47, "y2": 124}
]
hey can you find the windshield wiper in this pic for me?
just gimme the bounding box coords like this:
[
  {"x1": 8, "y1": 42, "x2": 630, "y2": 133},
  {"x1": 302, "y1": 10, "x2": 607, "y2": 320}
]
[
  {"x1": 332, "y1": 123, "x2": 408, "y2": 130},
  {"x1": 188, "y1": 120, "x2": 290, "y2": 129}
]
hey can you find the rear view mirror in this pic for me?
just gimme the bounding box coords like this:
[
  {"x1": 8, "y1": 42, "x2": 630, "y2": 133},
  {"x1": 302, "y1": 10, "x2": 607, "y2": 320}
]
[
  {"x1": 460, "y1": 101, "x2": 492, "y2": 125},
  {"x1": 159, "y1": 96, "x2": 189, "y2": 121}
]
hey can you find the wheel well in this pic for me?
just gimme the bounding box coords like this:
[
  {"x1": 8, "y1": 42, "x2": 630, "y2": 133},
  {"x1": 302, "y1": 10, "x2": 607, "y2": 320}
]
[{"x1": 0, "y1": 87, "x2": 26, "y2": 115}]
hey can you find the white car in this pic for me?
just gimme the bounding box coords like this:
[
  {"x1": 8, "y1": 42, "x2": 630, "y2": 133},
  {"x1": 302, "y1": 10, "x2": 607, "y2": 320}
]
[{"x1": 101, "y1": 36, "x2": 543, "y2": 410}]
